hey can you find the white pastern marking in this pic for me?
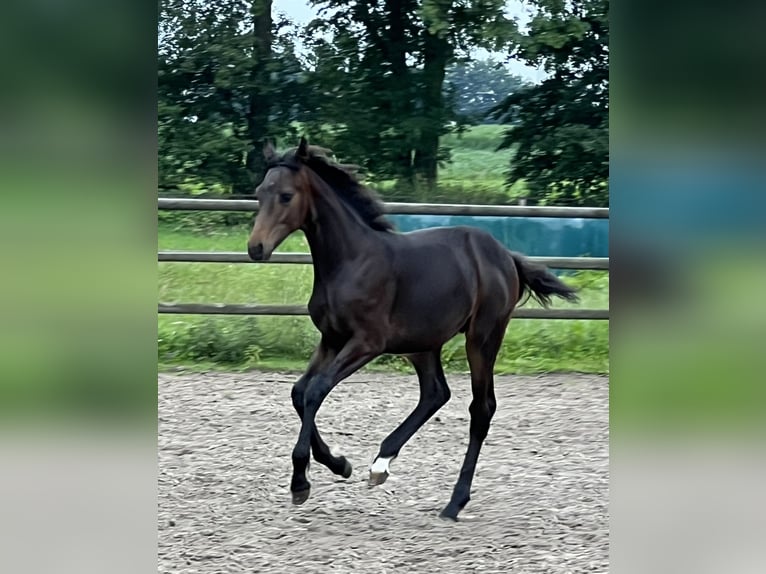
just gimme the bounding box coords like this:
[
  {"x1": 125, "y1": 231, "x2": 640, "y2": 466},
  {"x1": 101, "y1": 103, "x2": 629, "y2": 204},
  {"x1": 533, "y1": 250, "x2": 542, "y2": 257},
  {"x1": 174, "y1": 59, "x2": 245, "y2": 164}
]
[{"x1": 370, "y1": 456, "x2": 394, "y2": 474}]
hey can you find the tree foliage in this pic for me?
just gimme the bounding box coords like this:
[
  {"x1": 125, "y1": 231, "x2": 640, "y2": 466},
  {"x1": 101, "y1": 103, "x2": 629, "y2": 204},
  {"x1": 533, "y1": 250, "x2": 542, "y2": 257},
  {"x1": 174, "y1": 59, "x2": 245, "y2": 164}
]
[
  {"x1": 493, "y1": 0, "x2": 609, "y2": 206},
  {"x1": 158, "y1": 0, "x2": 305, "y2": 193},
  {"x1": 303, "y1": 0, "x2": 516, "y2": 191},
  {"x1": 157, "y1": 0, "x2": 609, "y2": 206}
]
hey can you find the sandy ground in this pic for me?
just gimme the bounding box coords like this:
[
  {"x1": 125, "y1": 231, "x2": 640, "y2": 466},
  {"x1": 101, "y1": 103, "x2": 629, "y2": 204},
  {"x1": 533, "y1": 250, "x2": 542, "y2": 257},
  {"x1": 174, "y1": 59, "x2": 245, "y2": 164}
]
[{"x1": 159, "y1": 370, "x2": 608, "y2": 573}]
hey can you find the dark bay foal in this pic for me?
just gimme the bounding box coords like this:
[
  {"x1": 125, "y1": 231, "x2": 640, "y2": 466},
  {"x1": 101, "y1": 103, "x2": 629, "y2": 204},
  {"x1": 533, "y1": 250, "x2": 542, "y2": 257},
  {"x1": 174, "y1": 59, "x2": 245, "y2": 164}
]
[{"x1": 247, "y1": 138, "x2": 578, "y2": 520}]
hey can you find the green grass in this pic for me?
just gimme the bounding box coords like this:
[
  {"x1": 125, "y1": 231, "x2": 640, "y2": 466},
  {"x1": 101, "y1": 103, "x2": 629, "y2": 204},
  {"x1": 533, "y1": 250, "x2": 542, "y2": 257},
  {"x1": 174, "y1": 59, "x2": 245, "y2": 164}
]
[
  {"x1": 370, "y1": 124, "x2": 524, "y2": 204},
  {"x1": 439, "y1": 125, "x2": 526, "y2": 203},
  {"x1": 442, "y1": 124, "x2": 506, "y2": 150},
  {"x1": 158, "y1": 223, "x2": 608, "y2": 374}
]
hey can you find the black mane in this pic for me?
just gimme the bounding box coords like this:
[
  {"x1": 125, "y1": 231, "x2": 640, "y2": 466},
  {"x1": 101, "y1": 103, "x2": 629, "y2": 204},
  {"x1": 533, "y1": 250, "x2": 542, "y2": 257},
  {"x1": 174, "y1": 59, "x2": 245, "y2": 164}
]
[{"x1": 277, "y1": 146, "x2": 395, "y2": 232}]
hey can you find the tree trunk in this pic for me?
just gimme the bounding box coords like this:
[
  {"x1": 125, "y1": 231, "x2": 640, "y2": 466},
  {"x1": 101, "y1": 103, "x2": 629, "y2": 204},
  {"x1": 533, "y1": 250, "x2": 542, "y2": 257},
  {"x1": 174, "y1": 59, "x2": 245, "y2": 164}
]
[
  {"x1": 384, "y1": 0, "x2": 416, "y2": 183},
  {"x1": 414, "y1": 28, "x2": 450, "y2": 192},
  {"x1": 246, "y1": 0, "x2": 272, "y2": 190}
]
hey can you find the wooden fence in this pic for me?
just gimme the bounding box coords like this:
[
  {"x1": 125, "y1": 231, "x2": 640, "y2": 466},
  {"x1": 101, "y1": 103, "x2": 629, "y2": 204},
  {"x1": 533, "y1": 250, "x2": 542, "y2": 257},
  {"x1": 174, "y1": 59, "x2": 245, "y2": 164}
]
[{"x1": 158, "y1": 198, "x2": 609, "y2": 320}]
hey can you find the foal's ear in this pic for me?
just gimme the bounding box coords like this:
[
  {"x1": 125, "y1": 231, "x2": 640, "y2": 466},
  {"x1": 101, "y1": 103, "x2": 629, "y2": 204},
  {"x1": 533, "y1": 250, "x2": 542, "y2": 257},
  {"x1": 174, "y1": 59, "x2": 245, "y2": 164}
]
[
  {"x1": 297, "y1": 136, "x2": 309, "y2": 159},
  {"x1": 263, "y1": 140, "x2": 277, "y2": 162}
]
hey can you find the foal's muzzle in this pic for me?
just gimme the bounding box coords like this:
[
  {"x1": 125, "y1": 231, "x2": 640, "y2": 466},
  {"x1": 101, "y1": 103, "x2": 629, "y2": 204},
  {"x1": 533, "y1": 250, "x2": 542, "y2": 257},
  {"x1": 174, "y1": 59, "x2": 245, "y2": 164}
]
[{"x1": 247, "y1": 243, "x2": 265, "y2": 261}]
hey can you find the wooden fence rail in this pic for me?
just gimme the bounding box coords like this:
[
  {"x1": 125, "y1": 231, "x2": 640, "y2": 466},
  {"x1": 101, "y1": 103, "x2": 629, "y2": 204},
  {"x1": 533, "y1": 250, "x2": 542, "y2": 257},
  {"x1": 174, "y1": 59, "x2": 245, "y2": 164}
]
[
  {"x1": 158, "y1": 303, "x2": 608, "y2": 320},
  {"x1": 158, "y1": 197, "x2": 609, "y2": 219},
  {"x1": 158, "y1": 198, "x2": 609, "y2": 320},
  {"x1": 158, "y1": 251, "x2": 609, "y2": 270}
]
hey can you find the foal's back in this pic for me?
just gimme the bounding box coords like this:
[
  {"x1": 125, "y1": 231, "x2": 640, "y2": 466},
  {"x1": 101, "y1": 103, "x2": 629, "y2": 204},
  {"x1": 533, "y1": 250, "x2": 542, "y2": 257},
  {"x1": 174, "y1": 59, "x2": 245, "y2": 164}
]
[{"x1": 381, "y1": 226, "x2": 519, "y2": 353}]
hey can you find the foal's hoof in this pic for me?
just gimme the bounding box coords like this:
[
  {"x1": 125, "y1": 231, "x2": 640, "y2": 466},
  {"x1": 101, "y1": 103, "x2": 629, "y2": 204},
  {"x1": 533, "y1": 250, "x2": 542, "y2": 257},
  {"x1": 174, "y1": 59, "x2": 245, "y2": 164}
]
[
  {"x1": 438, "y1": 505, "x2": 460, "y2": 522},
  {"x1": 368, "y1": 470, "x2": 389, "y2": 486},
  {"x1": 340, "y1": 458, "x2": 353, "y2": 479},
  {"x1": 291, "y1": 488, "x2": 311, "y2": 505}
]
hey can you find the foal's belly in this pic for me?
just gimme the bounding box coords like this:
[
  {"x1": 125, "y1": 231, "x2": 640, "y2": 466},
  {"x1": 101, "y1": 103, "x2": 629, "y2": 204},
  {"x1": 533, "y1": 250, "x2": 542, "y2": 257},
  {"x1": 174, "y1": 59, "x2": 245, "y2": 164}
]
[
  {"x1": 385, "y1": 298, "x2": 472, "y2": 353},
  {"x1": 384, "y1": 328, "x2": 464, "y2": 354},
  {"x1": 384, "y1": 261, "x2": 475, "y2": 353}
]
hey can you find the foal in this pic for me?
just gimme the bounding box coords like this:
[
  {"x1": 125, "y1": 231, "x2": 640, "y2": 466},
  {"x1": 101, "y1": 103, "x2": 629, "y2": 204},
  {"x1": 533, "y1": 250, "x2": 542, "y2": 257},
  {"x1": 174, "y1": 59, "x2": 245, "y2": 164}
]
[{"x1": 247, "y1": 138, "x2": 578, "y2": 520}]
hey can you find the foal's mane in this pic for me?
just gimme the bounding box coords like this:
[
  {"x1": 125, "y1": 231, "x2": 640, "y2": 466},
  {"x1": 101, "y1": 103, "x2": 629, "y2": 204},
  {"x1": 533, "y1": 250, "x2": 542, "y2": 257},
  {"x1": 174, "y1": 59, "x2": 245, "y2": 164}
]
[{"x1": 275, "y1": 145, "x2": 395, "y2": 232}]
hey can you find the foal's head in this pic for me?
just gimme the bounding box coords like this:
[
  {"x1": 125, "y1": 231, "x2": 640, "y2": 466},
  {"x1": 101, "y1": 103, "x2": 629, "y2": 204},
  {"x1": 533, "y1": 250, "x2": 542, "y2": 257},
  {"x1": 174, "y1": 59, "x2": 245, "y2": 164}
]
[
  {"x1": 247, "y1": 138, "x2": 314, "y2": 261},
  {"x1": 247, "y1": 137, "x2": 393, "y2": 261}
]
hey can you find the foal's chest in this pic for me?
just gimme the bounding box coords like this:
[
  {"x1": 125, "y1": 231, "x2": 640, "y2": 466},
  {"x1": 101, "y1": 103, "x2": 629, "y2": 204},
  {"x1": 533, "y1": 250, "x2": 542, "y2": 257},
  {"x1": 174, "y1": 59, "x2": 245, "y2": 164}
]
[
  {"x1": 307, "y1": 279, "x2": 381, "y2": 339},
  {"x1": 307, "y1": 289, "x2": 349, "y2": 338}
]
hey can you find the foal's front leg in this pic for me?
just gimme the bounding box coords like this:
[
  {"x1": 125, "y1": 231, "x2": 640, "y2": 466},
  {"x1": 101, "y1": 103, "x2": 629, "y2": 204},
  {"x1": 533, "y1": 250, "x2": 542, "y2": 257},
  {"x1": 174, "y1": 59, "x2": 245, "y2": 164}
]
[
  {"x1": 291, "y1": 342, "x2": 352, "y2": 479},
  {"x1": 291, "y1": 338, "x2": 379, "y2": 504},
  {"x1": 291, "y1": 372, "x2": 352, "y2": 479}
]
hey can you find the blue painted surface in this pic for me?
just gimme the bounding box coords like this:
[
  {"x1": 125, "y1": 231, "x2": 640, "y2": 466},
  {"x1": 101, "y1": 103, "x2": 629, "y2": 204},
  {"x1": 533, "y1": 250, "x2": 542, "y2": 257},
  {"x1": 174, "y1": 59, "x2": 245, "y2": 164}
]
[
  {"x1": 611, "y1": 157, "x2": 766, "y2": 250},
  {"x1": 389, "y1": 215, "x2": 609, "y2": 258}
]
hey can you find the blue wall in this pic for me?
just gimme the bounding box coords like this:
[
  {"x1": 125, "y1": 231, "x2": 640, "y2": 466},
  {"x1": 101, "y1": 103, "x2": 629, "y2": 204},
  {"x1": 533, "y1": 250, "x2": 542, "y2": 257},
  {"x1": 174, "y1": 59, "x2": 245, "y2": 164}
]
[{"x1": 389, "y1": 215, "x2": 609, "y2": 258}]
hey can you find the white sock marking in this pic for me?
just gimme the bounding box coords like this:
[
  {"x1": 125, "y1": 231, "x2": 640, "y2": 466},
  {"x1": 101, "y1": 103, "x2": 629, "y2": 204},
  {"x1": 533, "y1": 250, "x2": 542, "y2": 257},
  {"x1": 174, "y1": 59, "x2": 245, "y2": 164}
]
[{"x1": 370, "y1": 456, "x2": 394, "y2": 474}]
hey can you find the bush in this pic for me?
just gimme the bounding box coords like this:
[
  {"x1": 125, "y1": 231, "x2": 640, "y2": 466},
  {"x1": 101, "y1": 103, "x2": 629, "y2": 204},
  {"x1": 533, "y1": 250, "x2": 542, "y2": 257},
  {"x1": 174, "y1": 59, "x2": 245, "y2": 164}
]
[{"x1": 158, "y1": 210, "x2": 254, "y2": 232}]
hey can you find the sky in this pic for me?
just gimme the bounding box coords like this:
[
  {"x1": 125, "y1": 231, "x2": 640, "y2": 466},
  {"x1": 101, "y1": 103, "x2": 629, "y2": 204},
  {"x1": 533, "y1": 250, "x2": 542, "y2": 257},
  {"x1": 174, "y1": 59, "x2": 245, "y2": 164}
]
[{"x1": 272, "y1": 0, "x2": 547, "y2": 83}]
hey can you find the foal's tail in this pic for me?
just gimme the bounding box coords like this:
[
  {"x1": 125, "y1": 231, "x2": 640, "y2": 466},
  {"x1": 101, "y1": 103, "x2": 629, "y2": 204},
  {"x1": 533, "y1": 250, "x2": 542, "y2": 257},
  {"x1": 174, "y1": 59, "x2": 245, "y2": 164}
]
[{"x1": 510, "y1": 252, "x2": 580, "y2": 308}]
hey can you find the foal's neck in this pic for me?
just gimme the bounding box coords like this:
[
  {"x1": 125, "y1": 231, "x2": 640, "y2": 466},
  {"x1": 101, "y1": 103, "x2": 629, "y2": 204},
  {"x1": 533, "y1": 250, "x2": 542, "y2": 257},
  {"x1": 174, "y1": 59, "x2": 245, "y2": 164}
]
[{"x1": 302, "y1": 185, "x2": 381, "y2": 277}]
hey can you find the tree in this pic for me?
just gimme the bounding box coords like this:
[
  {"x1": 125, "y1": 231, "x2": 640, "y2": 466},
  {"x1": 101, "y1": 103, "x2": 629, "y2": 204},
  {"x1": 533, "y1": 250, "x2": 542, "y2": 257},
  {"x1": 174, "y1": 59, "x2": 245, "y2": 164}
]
[
  {"x1": 413, "y1": 0, "x2": 515, "y2": 187},
  {"x1": 305, "y1": 0, "x2": 516, "y2": 191},
  {"x1": 300, "y1": 0, "x2": 422, "y2": 186},
  {"x1": 493, "y1": 0, "x2": 608, "y2": 206},
  {"x1": 159, "y1": 0, "x2": 253, "y2": 192},
  {"x1": 158, "y1": 0, "x2": 305, "y2": 193},
  {"x1": 244, "y1": 0, "x2": 274, "y2": 184}
]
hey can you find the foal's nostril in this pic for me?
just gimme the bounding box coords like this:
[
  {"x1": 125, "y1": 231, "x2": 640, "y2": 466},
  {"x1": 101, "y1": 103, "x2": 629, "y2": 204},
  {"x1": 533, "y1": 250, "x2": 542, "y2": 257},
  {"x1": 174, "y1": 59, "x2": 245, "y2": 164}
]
[{"x1": 247, "y1": 243, "x2": 264, "y2": 261}]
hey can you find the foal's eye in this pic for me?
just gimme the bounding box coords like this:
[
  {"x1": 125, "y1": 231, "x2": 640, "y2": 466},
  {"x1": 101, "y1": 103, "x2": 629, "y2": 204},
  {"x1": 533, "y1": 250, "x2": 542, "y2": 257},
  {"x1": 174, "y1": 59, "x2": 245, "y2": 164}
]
[{"x1": 279, "y1": 193, "x2": 293, "y2": 204}]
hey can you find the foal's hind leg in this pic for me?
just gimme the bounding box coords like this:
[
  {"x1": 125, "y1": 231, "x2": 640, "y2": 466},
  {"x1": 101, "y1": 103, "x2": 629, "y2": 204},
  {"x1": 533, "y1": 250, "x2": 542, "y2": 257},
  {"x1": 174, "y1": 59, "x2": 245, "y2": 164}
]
[
  {"x1": 369, "y1": 351, "x2": 451, "y2": 485},
  {"x1": 440, "y1": 321, "x2": 506, "y2": 520}
]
